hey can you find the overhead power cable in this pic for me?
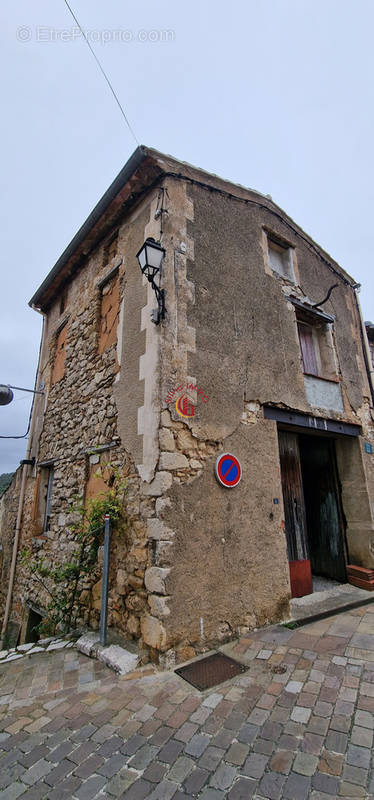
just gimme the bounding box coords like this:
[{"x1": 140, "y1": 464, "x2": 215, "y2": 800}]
[
  {"x1": 63, "y1": 0, "x2": 139, "y2": 146},
  {"x1": 0, "y1": 404, "x2": 32, "y2": 439}
]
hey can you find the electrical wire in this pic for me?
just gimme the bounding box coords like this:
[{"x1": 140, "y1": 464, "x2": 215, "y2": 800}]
[
  {"x1": 63, "y1": 0, "x2": 139, "y2": 146},
  {"x1": 0, "y1": 420, "x2": 31, "y2": 439},
  {"x1": 0, "y1": 320, "x2": 45, "y2": 440},
  {"x1": 0, "y1": 399, "x2": 33, "y2": 439}
]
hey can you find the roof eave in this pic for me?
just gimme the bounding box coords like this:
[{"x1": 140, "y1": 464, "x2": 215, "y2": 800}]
[
  {"x1": 29, "y1": 145, "x2": 358, "y2": 312},
  {"x1": 29, "y1": 145, "x2": 154, "y2": 311}
]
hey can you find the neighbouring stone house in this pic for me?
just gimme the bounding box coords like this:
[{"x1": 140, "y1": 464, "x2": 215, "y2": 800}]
[{"x1": 1, "y1": 146, "x2": 374, "y2": 663}]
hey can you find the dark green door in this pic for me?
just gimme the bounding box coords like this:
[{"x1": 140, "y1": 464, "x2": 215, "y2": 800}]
[{"x1": 299, "y1": 436, "x2": 347, "y2": 582}]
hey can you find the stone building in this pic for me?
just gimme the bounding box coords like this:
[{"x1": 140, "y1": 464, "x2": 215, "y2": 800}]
[{"x1": 1, "y1": 146, "x2": 374, "y2": 662}]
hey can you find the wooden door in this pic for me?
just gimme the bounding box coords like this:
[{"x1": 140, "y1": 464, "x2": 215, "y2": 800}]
[
  {"x1": 299, "y1": 436, "x2": 347, "y2": 582},
  {"x1": 278, "y1": 431, "x2": 313, "y2": 597}
]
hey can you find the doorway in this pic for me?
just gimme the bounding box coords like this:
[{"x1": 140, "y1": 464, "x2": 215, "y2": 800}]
[
  {"x1": 278, "y1": 430, "x2": 347, "y2": 597},
  {"x1": 24, "y1": 607, "x2": 42, "y2": 644}
]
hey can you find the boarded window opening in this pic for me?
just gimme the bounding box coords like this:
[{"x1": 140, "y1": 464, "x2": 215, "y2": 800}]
[
  {"x1": 52, "y1": 324, "x2": 67, "y2": 384},
  {"x1": 98, "y1": 274, "x2": 120, "y2": 355},
  {"x1": 85, "y1": 455, "x2": 114, "y2": 505}
]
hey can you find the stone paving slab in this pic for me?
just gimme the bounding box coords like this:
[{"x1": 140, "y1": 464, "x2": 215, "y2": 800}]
[{"x1": 2, "y1": 608, "x2": 374, "y2": 797}]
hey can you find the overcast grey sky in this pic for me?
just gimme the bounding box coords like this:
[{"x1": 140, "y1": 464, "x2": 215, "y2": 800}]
[{"x1": 1, "y1": 0, "x2": 373, "y2": 473}]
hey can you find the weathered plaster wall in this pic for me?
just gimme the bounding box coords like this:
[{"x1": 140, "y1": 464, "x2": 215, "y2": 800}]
[
  {"x1": 164, "y1": 417, "x2": 289, "y2": 648},
  {"x1": 143, "y1": 179, "x2": 374, "y2": 662},
  {"x1": 336, "y1": 436, "x2": 374, "y2": 567},
  {"x1": 186, "y1": 186, "x2": 368, "y2": 424}
]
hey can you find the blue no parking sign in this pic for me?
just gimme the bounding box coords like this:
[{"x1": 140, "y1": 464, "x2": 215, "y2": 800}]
[{"x1": 215, "y1": 453, "x2": 242, "y2": 488}]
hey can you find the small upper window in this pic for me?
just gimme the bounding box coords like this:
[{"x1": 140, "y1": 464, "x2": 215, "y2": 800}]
[{"x1": 267, "y1": 234, "x2": 295, "y2": 282}]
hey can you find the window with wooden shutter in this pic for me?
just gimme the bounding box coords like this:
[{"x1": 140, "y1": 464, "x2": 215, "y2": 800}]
[{"x1": 297, "y1": 321, "x2": 318, "y2": 376}]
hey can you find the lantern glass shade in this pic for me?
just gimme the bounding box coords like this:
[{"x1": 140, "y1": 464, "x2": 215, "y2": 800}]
[
  {"x1": 137, "y1": 247, "x2": 147, "y2": 270},
  {"x1": 136, "y1": 238, "x2": 165, "y2": 280}
]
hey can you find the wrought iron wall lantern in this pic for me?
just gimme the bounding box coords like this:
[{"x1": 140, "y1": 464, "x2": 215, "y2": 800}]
[
  {"x1": 136, "y1": 237, "x2": 166, "y2": 325},
  {"x1": 0, "y1": 384, "x2": 44, "y2": 406}
]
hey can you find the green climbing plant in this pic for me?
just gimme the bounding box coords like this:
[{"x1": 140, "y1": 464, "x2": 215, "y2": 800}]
[{"x1": 21, "y1": 464, "x2": 127, "y2": 637}]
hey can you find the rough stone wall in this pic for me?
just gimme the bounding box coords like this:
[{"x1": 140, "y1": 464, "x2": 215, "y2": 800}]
[{"x1": 6, "y1": 193, "x2": 159, "y2": 652}]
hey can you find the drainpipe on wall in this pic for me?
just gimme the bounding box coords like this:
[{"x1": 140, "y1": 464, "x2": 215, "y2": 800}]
[
  {"x1": 354, "y1": 286, "x2": 374, "y2": 409},
  {"x1": 0, "y1": 315, "x2": 45, "y2": 649}
]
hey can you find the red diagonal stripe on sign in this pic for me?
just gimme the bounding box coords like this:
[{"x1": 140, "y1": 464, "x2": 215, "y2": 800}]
[{"x1": 222, "y1": 462, "x2": 234, "y2": 480}]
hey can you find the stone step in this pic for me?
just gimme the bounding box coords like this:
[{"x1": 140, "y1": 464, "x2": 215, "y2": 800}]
[{"x1": 76, "y1": 631, "x2": 139, "y2": 675}]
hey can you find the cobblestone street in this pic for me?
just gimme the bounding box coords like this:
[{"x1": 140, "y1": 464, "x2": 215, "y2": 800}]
[{"x1": 2, "y1": 606, "x2": 374, "y2": 799}]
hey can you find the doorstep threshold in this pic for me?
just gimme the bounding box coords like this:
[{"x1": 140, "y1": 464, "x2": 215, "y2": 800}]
[{"x1": 285, "y1": 591, "x2": 374, "y2": 629}]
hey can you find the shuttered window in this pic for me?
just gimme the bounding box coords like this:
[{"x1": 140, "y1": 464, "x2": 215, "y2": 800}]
[{"x1": 297, "y1": 321, "x2": 318, "y2": 376}]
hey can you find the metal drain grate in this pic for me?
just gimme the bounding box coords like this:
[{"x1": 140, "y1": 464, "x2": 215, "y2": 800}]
[{"x1": 175, "y1": 652, "x2": 248, "y2": 690}]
